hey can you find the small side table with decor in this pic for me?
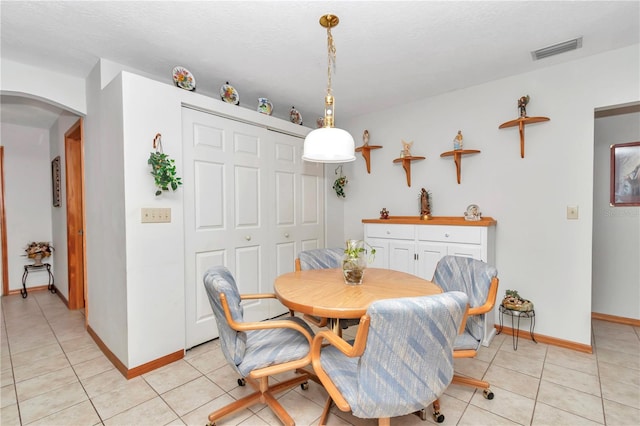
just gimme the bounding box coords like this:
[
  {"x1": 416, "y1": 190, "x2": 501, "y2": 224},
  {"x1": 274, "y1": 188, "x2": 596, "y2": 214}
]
[
  {"x1": 22, "y1": 242, "x2": 56, "y2": 298},
  {"x1": 21, "y1": 263, "x2": 56, "y2": 298},
  {"x1": 496, "y1": 290, "x2": 536, "y2": 350}
]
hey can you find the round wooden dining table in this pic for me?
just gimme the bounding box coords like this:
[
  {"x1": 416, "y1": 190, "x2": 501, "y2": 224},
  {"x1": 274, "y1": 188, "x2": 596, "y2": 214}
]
[{"x1": 274, "y1": 268, "x2": 442, "y2": 334}]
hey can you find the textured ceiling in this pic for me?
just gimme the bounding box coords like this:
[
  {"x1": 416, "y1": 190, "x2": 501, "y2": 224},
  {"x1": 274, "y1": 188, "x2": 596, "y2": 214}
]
[{"x1": 1, "y1": 1, "x2": 639, "y2": 128}]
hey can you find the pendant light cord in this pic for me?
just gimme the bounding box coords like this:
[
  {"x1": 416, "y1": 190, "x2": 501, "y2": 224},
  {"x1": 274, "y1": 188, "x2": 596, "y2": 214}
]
[{"x1": 326, "y1": 26, "x2": 336, "y2": 96}]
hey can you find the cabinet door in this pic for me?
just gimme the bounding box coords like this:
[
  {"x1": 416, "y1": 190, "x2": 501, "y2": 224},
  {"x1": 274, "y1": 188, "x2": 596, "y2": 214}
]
[
  {"x1": 365, "y1": 238, "x2": 389, "y2": 269},
  {"x1": 416, "y1": 243, "x2": 447, "y2": 280},
  {"x1": 389, "y1": 240, "x2": 416, "y2": 274},
  {"x1": 182, "y1": 108, "x2": 272, "y2": 349}
]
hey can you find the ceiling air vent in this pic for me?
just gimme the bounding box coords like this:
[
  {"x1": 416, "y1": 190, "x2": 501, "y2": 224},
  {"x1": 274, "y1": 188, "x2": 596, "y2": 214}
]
[{"x1": 531, "y1": 37, "x2": 583, "y2": 61}]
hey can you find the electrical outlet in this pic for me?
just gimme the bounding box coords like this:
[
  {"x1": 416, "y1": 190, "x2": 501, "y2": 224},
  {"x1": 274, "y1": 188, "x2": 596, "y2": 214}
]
[
  {"x1": 141, "y1": 208, "x2": 171, "y2": 223},
  {"x1": 567, "y1": 206, "x2": 579, "y2": 220}
]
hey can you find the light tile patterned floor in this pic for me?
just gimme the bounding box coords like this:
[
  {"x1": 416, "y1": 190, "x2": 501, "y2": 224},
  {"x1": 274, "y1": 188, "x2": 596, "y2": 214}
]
[{"x1": 1, "y1": 290, "x2": 639, "y2": 425}]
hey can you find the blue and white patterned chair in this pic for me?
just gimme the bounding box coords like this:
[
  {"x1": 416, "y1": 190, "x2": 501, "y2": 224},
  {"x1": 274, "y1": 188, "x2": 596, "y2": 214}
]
[
  {"x1": 311, "y1": 291, "x2": 469, "y2": 426},
  {"x1": 294, "y1": 248, "x2": 362, "y2": 329},
  {"x1": 296, "y1": 247, "x2": 344, "y2": 272},
  {"x1": 203, "y1": 266, "x2": 315, "y2": 426},
  {"x1": 429, "y1": 255, "x2": 500, "y2": 416}
]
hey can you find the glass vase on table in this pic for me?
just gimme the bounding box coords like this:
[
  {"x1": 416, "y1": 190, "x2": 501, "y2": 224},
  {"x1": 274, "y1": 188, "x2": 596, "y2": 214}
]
[{"x1": 342, "y1": 239, "x2": 375, "y2": 285}]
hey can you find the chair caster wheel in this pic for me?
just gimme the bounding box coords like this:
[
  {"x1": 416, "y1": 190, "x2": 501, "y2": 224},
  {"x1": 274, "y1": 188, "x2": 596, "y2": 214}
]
[
  {"x1": 237, "y1": 378, "x2": 246, "y2": 386},
  {"x1": 416, "y1": 408, "x2": 427, "y2": 421},
  {"x1": 300, "y1": 381, "x2": 309, "y2": 390},
  {"x1": 433, "y1": 411, "x2": 445, "y2": 423},
  {"x1": 483, "y1": 389, "x2": 494, "y2": 399}
]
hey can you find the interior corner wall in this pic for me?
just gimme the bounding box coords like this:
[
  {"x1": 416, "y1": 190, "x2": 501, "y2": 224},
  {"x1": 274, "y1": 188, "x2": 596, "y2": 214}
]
[
  {"x1": 84, "y1": 63, "x2": 129, "y2": 366},
  {"x1": 592, "y1": 111, "x2": 640, "y2": 320},
  {"x1": 1, "y1": 123, "x2": 53, "y2": 292},
  {"x1": 340, "y1": 44, "x2": 639, "y2": 346}
]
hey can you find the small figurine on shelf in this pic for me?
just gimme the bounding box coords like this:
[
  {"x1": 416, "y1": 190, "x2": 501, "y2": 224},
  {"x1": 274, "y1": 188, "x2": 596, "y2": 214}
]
[
  {"x1": 363, "y1": 130, "x2": 370, "y2": 146},
  {"x1": 316, "y1": 117, "x2": 324, "y2": 128},
  {"x1": 464, "y1": 204, "x2": 482, "y2": 221},
  {"x1": 518, "y1": 95, "x2": 530, "y2": 118},
  {"x1": 401, "y1": 139, "x2": 413, "y2": 158},
  {"x1": 453, "y1": 130, "x2": 463, "y2": 150},
  {"x1": 379, "y1": 208, "x2": 389, "y2": 219},
  {"x1": 420, "y1": 188, "x2": 432, "y2": 220}
]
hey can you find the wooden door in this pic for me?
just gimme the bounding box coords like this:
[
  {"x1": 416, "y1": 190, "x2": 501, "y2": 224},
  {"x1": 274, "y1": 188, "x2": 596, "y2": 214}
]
[
  {"x1": 65, "y1": 119, "x2": 86, "y2": 312},
  {"x1": 182, "y1": 107, "x2": 271, "y2": 349}
]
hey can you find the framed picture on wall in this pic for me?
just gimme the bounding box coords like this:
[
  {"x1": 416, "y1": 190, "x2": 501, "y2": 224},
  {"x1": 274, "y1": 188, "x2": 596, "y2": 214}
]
[
  {"x1": 610, "y1": 141, "x2": 640, "y2": 206},
  {"x1": 51, "y1": 156, "x2": 61, "y2": 207}
]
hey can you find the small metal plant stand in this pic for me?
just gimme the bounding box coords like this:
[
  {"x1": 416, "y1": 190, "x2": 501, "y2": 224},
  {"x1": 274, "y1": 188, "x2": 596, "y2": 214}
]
[
  {"x1": 497, "y1": 304, "x2": 536, "y2": 350},
  {"x1": 21, "y1": 263, "x2": 56, "y2": 298}
]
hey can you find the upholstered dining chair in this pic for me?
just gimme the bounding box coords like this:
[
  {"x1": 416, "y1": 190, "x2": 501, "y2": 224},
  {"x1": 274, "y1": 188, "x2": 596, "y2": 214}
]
[
  {"x1": 294, "y1": 247, "x2": 362, "y2": 329},
  {"x1": 311, "y1": 291, "x2": 469, "y2": 426},
  {"x1": 423, "y1": 255, "x2": 499, "y2": 421},
  {"x1": 203, "y1": 265, "x2": 315, "y2": 426}
]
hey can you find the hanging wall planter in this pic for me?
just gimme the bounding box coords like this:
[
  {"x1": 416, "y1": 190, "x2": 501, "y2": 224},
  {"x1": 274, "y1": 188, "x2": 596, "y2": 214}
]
[
  {"x1": 148, "y1": 133, "x2": 182, "y2": 196},
  {"x1": 333, "y1": 166, "x2": 348, "y2": 198}
]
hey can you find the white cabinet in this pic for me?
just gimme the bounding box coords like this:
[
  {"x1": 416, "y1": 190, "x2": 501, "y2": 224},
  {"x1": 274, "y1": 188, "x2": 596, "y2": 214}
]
[{"x1": 364, "y1": 217, "x2": 496, "y2": 346}]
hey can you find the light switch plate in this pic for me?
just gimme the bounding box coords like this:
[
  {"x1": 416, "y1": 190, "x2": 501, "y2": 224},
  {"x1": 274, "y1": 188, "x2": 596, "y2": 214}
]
[
  {"x1": 567, "y1": 206, "x2": 579, "y2": 220},
  {"x1": 141, "y1": 208, "x2": 171, "y2": 223}
]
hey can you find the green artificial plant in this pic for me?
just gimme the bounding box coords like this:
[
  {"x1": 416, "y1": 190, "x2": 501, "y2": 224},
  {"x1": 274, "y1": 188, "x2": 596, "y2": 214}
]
[{"x1": 148, "y1": 133, "x2": 182, "y2": 196}]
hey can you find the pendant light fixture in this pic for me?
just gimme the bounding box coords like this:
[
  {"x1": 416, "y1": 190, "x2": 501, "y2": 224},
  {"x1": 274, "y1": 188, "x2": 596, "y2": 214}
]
[{"x1": 302, "y1": 14, "x2": 355, "y2": 163}]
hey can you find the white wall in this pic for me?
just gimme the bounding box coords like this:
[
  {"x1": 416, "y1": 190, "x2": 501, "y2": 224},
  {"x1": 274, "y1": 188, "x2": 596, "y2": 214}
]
[
  {"x1": 1, "y1": 123, "x2": 54, "y2": 292},
  {"x1": 340, "y1": 45, "x2": 640, "y2": 346},
  {"x1": 0, "y1": 59, "x2": 86, "y2": 116},
  {"x1": 592, "y1": 111, "x2": 640, "y2": 319}
]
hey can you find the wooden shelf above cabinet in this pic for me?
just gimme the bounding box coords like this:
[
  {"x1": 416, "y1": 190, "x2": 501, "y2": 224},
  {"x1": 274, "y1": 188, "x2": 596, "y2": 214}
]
[
  {"x1": 499, "y1": 116, "x2": 550, "y2": 158},
  {"x1": 355, "y1": 145, "x2": 382, "y2": 173},
  {"x1": 440, "y1": 149, "x2": 481, "y2": 184},
  {"x1": 392, "y1": 156, "x2": 425, "y2": 187}
]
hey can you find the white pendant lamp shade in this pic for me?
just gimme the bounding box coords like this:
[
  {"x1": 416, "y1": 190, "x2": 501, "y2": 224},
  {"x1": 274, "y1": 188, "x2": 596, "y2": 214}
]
[
  {"x1": 302, "y1": 127, "x2": 355, "y2": 163},
  {"x1": 302, "y1": 14, "x2": 355, "y2": 163}
]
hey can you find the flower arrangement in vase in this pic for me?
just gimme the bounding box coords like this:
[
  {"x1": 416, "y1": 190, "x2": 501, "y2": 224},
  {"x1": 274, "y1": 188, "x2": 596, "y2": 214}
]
[{"x1": 25, "y1": 241, "x2": 54, "y2": 266}]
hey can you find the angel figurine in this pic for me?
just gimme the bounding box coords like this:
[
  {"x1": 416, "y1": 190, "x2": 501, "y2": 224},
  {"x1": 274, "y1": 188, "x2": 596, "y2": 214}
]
[
  {"x1": 363, "y1": 130, "x2": 370, "y2": 146},
  {"x1": 401, "y1": 140, "x2": 413, "y2": 157}
]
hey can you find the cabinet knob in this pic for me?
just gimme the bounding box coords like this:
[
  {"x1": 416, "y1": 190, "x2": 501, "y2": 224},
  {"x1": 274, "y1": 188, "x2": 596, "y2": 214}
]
[
  {"x1": 445, "y1": 233, "x2": 450, "y2": 238},
  {"x1": 386, "y1": 230, "x2": 391, "y2": 235},
  {"x1": 284, "y1": 233, "x2": 290, "y2": 238},
  {"x1": 245, "y1": 235, "x2": 252, "y2": 241}
]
